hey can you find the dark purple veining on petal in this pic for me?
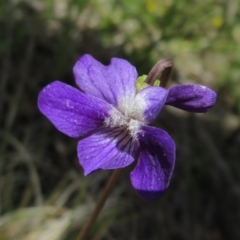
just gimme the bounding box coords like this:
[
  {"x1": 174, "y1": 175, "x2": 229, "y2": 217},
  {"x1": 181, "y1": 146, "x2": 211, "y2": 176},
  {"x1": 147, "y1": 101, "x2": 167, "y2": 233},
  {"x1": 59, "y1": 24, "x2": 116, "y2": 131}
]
[
  {"x1": 130, "y1": 125, "x2": 175, "y2": 201},
  {"x1": 78, "y1": 127, "x2": 139, "y2": 175}
]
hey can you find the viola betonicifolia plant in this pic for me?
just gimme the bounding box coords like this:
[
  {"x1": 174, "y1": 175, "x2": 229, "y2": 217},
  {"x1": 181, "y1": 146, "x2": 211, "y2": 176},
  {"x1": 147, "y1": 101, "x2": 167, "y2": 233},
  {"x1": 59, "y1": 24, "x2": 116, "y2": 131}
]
[
  {"x1": 38, "y1": 54, "x2": 216, "y2": 238},
  {"x1": 38, "y1": 54, "x2": 216, "y2": 200}
]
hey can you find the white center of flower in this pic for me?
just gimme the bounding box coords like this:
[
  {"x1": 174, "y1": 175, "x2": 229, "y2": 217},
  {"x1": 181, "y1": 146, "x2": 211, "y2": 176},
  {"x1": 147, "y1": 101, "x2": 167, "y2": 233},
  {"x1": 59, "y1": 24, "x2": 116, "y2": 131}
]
[{"x1": 104, "y1": 97, "x2": 146, "y2": 141}]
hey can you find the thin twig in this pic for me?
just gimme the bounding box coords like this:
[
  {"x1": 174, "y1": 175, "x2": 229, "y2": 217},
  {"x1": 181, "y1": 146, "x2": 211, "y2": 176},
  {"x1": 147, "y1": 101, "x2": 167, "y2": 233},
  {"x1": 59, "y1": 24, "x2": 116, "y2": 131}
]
[{"x1": 77, "y1": 169, "x2": 122, "y2": 240}]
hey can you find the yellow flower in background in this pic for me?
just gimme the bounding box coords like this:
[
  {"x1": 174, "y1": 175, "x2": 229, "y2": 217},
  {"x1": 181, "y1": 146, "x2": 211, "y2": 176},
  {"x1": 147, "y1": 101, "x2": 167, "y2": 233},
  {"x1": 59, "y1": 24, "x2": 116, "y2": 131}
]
[
  {"x1": 146, "y1": 0, "x2": 171, "y2": 16},
  {"x1": 146, "y1": 0, "x2": 157, "y2": 12},
  {"x1": 212, "y1": 16, "x2": 224, "y2": 29}
]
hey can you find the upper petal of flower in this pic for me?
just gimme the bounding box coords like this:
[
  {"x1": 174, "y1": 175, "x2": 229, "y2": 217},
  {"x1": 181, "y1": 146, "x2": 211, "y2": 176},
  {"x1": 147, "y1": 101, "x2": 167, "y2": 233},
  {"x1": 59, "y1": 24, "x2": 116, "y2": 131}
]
[
  {"x1": 133, "y1": 86, "x2": 168, "y2": 123},
  {"x1": 38, "y1": 81, "x2": 112, "y2": 138},
  {"x1": 165, "y1": 84, "x2": 217, "y2": 113},
  {"x1": 130, "y1": 125, "x2": 175, "y2": 201},
  {"x1": 73, "y1": 54, "x2": 138, "y2": 107},
  {"x1": 78, "y1": 127, "x2": 139, "y2": 175}
]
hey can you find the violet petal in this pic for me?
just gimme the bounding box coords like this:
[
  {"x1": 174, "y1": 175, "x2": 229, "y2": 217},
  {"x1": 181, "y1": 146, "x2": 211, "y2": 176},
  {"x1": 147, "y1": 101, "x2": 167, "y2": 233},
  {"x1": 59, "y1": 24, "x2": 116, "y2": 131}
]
[
  {"x1": 165, "y1": 84, "x2": 217, "y2": 113},
  {"x1": 78, "y1": 127, "x2": 139, "y2": 175},
  {"x1": 130, "y1": 125, "x2": 175, "y2": 201},
  {"x1": 73, "y1": 54, "x2": 138, "y2": 107},
  {"x1": 38, "y1": 81, "x2": 112, "y2": 138},
  {"x1": 134, "y1": 86, "x2": 168, "y2": 123}
]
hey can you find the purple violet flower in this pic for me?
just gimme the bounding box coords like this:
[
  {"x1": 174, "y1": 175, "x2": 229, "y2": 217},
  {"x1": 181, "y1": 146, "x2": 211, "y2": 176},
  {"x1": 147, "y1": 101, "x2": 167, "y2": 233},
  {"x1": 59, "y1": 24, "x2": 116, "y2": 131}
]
[{"x1": 38, "y1": 54, "x2": 217, "y2": 201}]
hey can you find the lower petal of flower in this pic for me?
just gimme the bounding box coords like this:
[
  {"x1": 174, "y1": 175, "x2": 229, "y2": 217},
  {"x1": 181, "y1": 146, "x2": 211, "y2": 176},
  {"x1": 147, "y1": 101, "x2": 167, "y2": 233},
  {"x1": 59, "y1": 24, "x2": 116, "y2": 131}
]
[
  {"x1": 78, "y1": 127, "x2": 139, "y2": 175},
  {"x1": 130, "y1": 125, "x2": 175, "y2": 201}
]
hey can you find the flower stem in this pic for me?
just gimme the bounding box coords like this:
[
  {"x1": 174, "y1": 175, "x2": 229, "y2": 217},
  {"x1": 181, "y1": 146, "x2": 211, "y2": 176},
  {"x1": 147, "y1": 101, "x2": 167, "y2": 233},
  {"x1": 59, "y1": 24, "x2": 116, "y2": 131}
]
[
  {"x1": 77, "y1": 169, "x2": 122, "y2": 240},
  {"x1": 145, "y1": 59, "x2": 173, "y2": 88}
]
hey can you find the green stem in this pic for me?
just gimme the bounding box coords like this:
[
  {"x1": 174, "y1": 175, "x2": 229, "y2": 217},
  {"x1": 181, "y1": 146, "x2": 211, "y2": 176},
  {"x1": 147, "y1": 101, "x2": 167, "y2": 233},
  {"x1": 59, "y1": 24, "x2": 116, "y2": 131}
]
[{"x1": 77, "y1": 169, "x2": 122, "y2": 240}]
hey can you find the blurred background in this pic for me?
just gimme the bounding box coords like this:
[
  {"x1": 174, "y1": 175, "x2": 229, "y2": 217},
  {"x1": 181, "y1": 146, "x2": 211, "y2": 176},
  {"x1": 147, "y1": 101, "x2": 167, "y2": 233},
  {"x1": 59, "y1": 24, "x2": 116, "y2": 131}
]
[{"x1": 1, "y1": 0, "x2": 240, "y2": 239}]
